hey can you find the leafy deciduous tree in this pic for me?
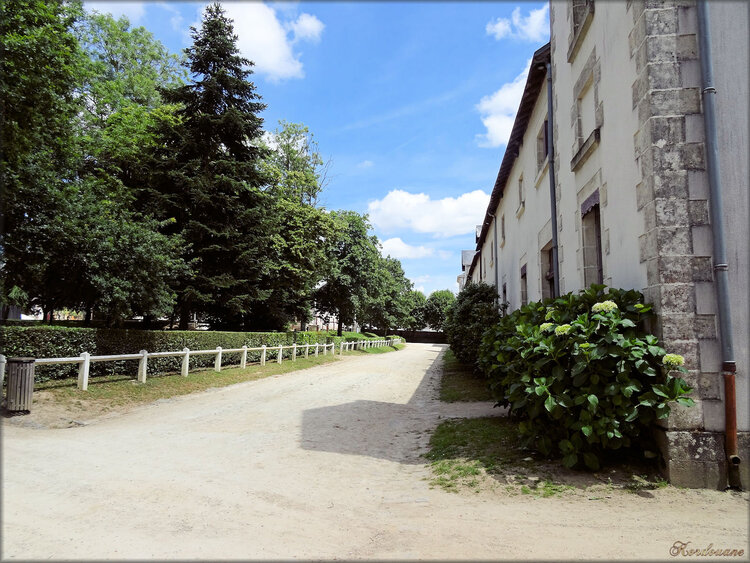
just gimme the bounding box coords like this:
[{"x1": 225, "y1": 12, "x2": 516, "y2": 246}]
[
  {"x1": 423, "y1": 289, "x2": 456, "y2": 332},
  {"x1": 405, "y1": 290, "x2": 427, "y2": 331},
  {"x1": 315, "y1": 211, "x2": 381, "y2": 336},
  {"x1": 444, "y1": 282, "x2": 501, "y2": 370}
]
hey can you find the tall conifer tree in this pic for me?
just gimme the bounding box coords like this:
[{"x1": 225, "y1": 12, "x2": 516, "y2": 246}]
[{"x1": 153, "y1": 3, "x2": 270, "y2": 329}]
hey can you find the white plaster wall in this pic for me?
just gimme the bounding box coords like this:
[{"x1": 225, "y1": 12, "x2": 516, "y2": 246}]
[
  {"x1": 551, "y1": 1, "x2": 647, "y2": 296},
  {"x1": 492, "y1": 77, "x2": 553, "y2": 311},
  {"x1": 708, "y1": 1, "x2": 749, "y2": 430}
]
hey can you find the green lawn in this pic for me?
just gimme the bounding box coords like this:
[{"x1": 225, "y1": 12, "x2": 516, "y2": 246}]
[
  {"x1": 35, "y1": 354, "x2": 341, "y2": 407},
  {"x1": 426, "y1": 349, "x2": 666, "y2": 496},
  {"x1": 423, "y1": 415, "x2": 667, "y2": 496},
  {"x1": 33, "y1": 342, "x2": 405, "y2": 411},
  {"x1": 439, "y1": 349, "x2": 493, "y2": 402}
]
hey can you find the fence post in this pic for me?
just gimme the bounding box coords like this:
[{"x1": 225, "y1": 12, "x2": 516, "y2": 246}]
[
  {"x1": 340, "y1": 342, "x2": 344, "y2": 356},
  {"x1": 0, "y1": 354, "x2": 5, "y2": 394},
  {"x1": 138, "y1": 350, "x2": 148, "y2": 383},
  {"x1": 277, "y1": 345, "x2": 283, "y2": 364},
  {"x1": 214, "y1": 346, "x2": 222, "y2": 372},
  {"x1": 292, "y1": 344, "x2": 297, "y2": 362},
  {"x1": 77, "y1": 352, "x2": 90, "y2": 390},
  {"x1": 261, "y1": 345, "x2": 267, "y2": 366},
  {"x1": 241, "y1": 345, "x2": 248, "y2": 369},
  {"x1": 315, "y1": 343, "x2": 319, "y2": 357},
  {"x1": 305, "y1": 344, "x2": 309, "y2": 359},
  {"x1": 181, "y1": 347, "x2": 190, "y2": 377}
]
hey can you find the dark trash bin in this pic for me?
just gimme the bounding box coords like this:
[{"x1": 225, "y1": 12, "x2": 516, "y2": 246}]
[{"x1": 6, "y1": 358, "x2": 35, "y2": 413}]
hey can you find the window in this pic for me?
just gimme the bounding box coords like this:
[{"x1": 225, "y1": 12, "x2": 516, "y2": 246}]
[
  {"x1": 501, "y1": 283, "x2": 508, "y2": 314},
  {"x1": 516, "y1": 176, "x2": 525, "y2": 216},
  {"x1": 572, "y1": 0, "x2": 590, "y2": 36},
  {"x1": 578, "y1": 82, "x2": 596, "y2": 142},
  {"x1": 520, "y1": 265, "x2": 528, "y2": 307},
  {"x1": 581, "y1": 193, "x2": 603, "y2": 286},
  {"x1": 568, "y1": 0, "x2": 594, "y2": 62},
  {"x1": 501, "y1": 214, "x2": 506, "y2": 243},
  {"x1": 541, "y1": 242, "x2": 555, "y2": 300},
  {"x1": 536, "y1": 119, "x2": 549, "y2": 171}
]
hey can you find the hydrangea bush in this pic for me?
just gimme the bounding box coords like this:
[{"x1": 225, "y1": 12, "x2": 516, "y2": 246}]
[{"x1": 479, "y1": 285, "x2": 694, "y2": 469}]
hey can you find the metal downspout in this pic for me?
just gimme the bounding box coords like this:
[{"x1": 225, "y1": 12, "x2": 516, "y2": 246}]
[
  {"x1": 545, "y1": 62, "x2": 560, "y2": 297},
  {"x1": 488, "y1": 212, "x2": 500, "y2": 298},
  {"x1": 696, "y1": 0, "x2": 741, "y2": 488}
]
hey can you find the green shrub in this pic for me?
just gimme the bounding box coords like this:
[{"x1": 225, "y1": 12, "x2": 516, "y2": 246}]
[
  {"x1": 0, "y1": 327, "x2": 341, "y2": 382},
  {"x1": 444, "y1": 282, "x2": 501, "y2": 371},
  {"x1": 478, "y1": 285, "x2": 694, "y2": 470}
]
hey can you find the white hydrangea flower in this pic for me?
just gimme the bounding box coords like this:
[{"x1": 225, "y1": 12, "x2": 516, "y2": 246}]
[{"x1": 591, "y1": 300, "x2": 618, "y2": 313}]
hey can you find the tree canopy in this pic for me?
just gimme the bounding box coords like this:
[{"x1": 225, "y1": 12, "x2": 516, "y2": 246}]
[
  {"x1": 424, "y1": 289, "x2": 456, "y2": 332},
  {"x1": 1, "y1": 1, "x2": 416, "y2": 333}
]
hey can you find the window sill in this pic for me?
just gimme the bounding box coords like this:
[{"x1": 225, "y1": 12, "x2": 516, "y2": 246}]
[
  {"x1": 515, "y1": 202, "x2": 525, "y2": 219},
  {"x1": 570, "y1": 127, "x2": 600, "y2": 172}
]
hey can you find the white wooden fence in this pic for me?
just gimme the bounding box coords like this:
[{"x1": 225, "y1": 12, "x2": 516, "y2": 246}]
[{"x1": 0, "y1": 338, "x2": 403, "y2": 392}]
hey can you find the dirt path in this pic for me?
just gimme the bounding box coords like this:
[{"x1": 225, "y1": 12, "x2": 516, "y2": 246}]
[{"x1": 2, "y1": 343, "x2": 748, "y2": 560}]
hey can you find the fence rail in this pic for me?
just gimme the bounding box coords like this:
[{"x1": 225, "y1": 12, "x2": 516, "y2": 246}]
[{"x1": 0, "y1": 338, "x2": 403, "y2": 391}]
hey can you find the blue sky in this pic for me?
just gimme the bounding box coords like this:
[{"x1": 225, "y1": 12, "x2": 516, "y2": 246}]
[{"x1": 85, "y1": 1, "x2": 549, "y2": 296}]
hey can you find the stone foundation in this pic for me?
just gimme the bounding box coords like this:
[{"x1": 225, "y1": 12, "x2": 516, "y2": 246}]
[{"x1": 653, "y1": 428, "x2": 749, "y2": 489}]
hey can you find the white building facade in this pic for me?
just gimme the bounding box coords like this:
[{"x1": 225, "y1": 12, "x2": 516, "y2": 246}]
[{"x1": 463, "y1": 0, "x2": 748, "y2": 488}]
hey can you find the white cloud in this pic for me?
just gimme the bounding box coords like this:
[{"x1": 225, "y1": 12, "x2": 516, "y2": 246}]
[
  {"x1": 475, "y1": 60, "x2": 530, "y2": 148},
  {"x1": 156, "y1": 2, "x2": 184, "y2": 32},
  {"x1": 368, "y1": 189, "x2": 490, "y2": 238},
  {"x1": 381, "y1": 238, "x2": 435, "y2": 259},
  {"x1": 217, "y1": 3, "x2": 323, "y2": 82},
  {"x1": 86, "y1": 1, "x2": 146, "y2": 23},
  {"x1": 486, "y1": 5, "x2": 549, "y2": 42},
  {"x1": 289, "y1": 13, "x2": 324, "y2": 43},
  {"x1": 357, "y1": 160, "x2": 374, "y2": 169}
]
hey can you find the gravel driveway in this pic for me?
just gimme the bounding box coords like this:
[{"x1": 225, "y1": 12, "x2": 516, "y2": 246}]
[{"x1": 2, "y1": 343, "x2": 747, "y2": 560}]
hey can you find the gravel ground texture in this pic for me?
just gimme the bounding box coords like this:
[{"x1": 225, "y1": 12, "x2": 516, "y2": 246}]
[{"x1": 2, "y1": 343, "x2": 748, "y2": 560}]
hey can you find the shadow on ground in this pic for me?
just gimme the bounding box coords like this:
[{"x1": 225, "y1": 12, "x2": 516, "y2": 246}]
[{"x1": 299, "y1": 344, "x2": 475, "y2": 465}]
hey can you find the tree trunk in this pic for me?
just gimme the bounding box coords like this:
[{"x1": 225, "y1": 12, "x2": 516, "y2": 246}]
[
  {"x1": 84, "y1": 306, "x2": 92, "y2": 326},
  {"x1": 337, "y1": 310, "x2": 343, "y2": 337},
  {"x1": 179, "y1": 303, "x2": 190, "y2": 330}
]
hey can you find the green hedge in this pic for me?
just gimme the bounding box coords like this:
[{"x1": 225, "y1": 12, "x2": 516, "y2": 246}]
[{"x1": 0, "y1": 327, "x2": 362, "y2": 382}]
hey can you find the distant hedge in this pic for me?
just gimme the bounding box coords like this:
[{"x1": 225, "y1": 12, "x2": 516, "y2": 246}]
[{"x1": 0, "y1": 327, "x2": 366, "y2": 382}]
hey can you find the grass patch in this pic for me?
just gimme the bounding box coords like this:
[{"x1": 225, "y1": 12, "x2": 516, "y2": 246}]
[
  {"x1": 358, "y1": 343, "x2": 406, "y2": 354},
  {"x1": 340, "y1": 343, "x2": 406, "y2": 356},
  {"x1": 439, "y1": 349, "x2": 493, "y2": 402},
  {"x1": 35, "y1": 354, "x2": 340, "y2": 409},
  {"x1": 424, "y1": 416, "x2": 534, "y2": 493},
  {"x1": 423, "y1": 416, "x2": 666, "y2": 497},
  {"x1": 320, "y1": 330, "x2": 379, "y2": 339}
]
